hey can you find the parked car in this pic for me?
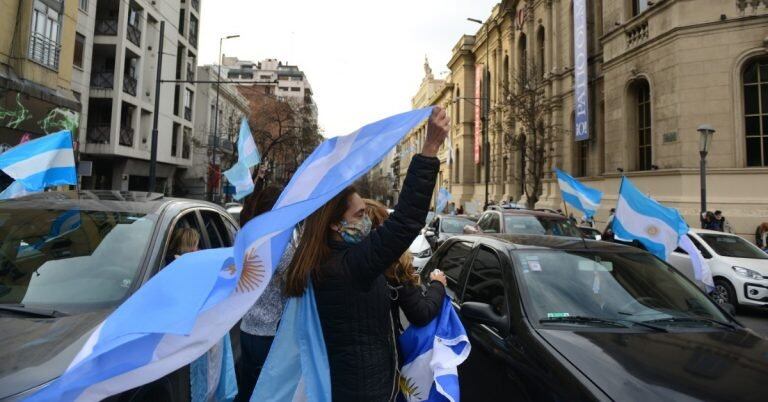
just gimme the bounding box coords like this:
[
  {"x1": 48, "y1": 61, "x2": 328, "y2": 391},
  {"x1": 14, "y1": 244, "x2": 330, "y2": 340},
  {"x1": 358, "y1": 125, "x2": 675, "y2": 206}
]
[
  {"x1": 424, "y1": 215, "x2": 476, "y2": 250},
  {"x1": 669, "y1": 228, "x2": 768, "y2": 308},
  {"x1": 578, "y1": 226, "x2": 602, "y2": 240},
  {"x1": 419, "y1": 234, "x2": 767, "y2": 401},
  {"x1": 226, "y1": 204, "x2": 244, "y2": 224},
  {"x1": 0, "y1": 191, "x2": 241, "y2": 401},
  {"x1": 465, "y1": 209, "x2": 582, "y2": 238},
  {"x1": 409, "y1": 234, "x2": 432, "y2": 273}
]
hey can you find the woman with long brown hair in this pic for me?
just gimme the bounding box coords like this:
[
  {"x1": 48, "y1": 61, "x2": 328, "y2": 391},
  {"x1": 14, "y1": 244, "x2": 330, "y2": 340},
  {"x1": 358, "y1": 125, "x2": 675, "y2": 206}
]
[
  {"x1": 283, "y1": 107, "x2": 449, "y2": 401},
  {"x1": 365, "y1": 198, "x2": 446, "y2": 328}
]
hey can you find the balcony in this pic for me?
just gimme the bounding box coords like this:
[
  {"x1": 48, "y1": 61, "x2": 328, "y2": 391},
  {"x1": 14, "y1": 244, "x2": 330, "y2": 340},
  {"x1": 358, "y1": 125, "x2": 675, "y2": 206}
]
[
  {"x1": 28, "y1": 33, "x2": 61, "y2": 70},
  {"x1": 91, "y1": 71, "x2": 115, "y2": 88},
  {"x1": 191, "y1": 0, "x2": 200, "y2": 12},
  {"x1": 208, "y1": 135, "x2": 235, "y2": 153},
  {"x1": 127, "y1": 24, "x2": 141, "y2": 47},
  {"x1": 184, "y1": 107, "x2": 192, "y2": 121},
  {"x1": 95, "y1": 19, "x2": 118, "y2": 36},
  {"x1": 87, "y1": 125, "x2": 110, "y2": 144},
  {"x1": 123, "y1": 75, "x2": 137, "y2": 96},
  {"x1": 119, "y1": 127, "x2": 135, "y2": 147}
]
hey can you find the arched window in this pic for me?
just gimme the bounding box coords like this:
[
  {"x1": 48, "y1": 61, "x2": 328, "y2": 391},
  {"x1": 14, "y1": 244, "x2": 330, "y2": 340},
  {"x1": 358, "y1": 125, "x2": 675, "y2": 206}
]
[
  {"x1": 744, "y1": 58, "x2": 768, "y2": 167},
  {"x1": 629, "y1": 79, "x2": 652, "y2": 171},
  {"x1": 536, "y1": 26, "x2": 545, "y2": 79},
  {"x1": 518, "y1": 33, "x2": 528, "y2": 82},
  {"x1": 455, "y1": 88, "x2": 461, "y2": 123},
  {"x1": 631, "y1": 0, "x2": 649, "y2": 18},
  {"x1": 503, "y1": 55, "x2": 509, "y2": 87},
  {"x1": 454, "y1": 148, "x2": 460, "y2": 182}
]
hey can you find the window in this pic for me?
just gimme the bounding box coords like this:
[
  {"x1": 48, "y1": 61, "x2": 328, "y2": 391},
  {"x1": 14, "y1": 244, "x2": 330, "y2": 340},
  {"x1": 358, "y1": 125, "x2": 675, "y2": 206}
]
[
  {"x1": 537, "y1": 26, "x2": 545, "y2": 79},
  {"x1": 635, "y1": 80, "x2": 652, "y2": 171},
  {"x1": 518, "y1": 34, "x2": 527, "y2": 81},
  {"x1": 182, "y1": 128, "x2": 191, "y2": 159},
  {"x1": 462, "y1": 246, "x2": 506, "y2": 318},
  {"x1": 454, "y1": 148, "x2": 460, "y2": 182},
  {"x1": 165, "y1": 211, "x2": 203, "y2": 266},
  {"x1": 29, "y1": 0, "x2": 62, "y2": 69},
  {"x1": 73, "y1": 33, "x2": 85, "y2": 68},
  {"x1": 487, "y1": 213, "x2": 501, "y2": 233},
  {"x1": 171, "y1": 122, "x2": 180, "y2": 157},
  {"x1": 576, "y1": 140, "x2": 588, "y2": 177},
  {"x1": 436, "y1": 241, "x2": 473, "y2": 290},
  {"x1": 744, "y1": 58, "x2": 768, "y2": 167},
  {"x1": 260, "y1": 74, "x2": 271, "y2": 79},
  {"x1": 201, "y1": 211, "x2": 232, "y2": 248},
  {"x1": 79, "y1": 0, "x2": 88, "y2": 12},
  {"x1": 632, "y1": 0, "x2": 650, "y2": 17}
]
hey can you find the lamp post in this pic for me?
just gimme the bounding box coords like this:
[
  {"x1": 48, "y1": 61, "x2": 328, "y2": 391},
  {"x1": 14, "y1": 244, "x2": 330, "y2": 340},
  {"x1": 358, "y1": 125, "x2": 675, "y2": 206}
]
[
  {"x1": 210, "y1": 34, "x2": 240, "y2": 203},
  {"x1": 468, "y1": 17, "x2": 491, "y2": 207},
  {"x1": 698, "y1": 124, "x2": 716, "y2": 227}
]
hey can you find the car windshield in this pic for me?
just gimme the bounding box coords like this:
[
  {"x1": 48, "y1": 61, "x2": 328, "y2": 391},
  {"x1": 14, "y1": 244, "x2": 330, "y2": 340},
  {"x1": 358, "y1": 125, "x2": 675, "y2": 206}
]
[
  {"x1": 0, "y1": 208, "x2": 156, "y2": 313},
  {"x1": 512, "y1": 250, "x2": 730, "y2": 330},
  {"x1": 504, "y1": 215, "x2": 582, "y2": 237},
  {"x1": 441, "y1": 217, "x2": 474, "y2": 234},
  {"x1": 699, "y1": 233, "x2": 768, "y2": 260}
]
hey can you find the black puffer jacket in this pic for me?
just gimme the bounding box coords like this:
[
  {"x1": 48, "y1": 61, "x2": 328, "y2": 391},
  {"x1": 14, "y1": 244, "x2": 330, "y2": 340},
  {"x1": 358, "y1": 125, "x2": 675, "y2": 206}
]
[
  {"x1": 313, "y1": 154, "x2": 439, "y2": 402},
  {"x1": 393, "y1": 281, "x2": 445, "y2": 328}
]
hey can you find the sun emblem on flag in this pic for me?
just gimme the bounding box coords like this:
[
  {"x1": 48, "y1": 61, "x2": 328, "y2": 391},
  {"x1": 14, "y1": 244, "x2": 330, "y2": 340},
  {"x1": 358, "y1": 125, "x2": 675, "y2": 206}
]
[
  {"x1": 237, "y1": 248, "x2": 266, "y2": 293},
  {"x1": 645, "y1": 225, "x2": 660, "y2": 237},
  {"x1": 398, "y1": 374, "x2": 422, "y2": 400}
]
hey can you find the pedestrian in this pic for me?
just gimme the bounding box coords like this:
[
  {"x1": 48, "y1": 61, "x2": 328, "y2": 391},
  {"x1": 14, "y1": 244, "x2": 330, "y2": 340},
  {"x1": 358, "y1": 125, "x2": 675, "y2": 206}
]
[
  {"x1": 702, "y1": 211, "x2": 717, "y2": 230},
  {"x1": 282, "y1": 107, "x2": 448, "y2": 401},
  {"x1": 713, "y1": 210, "x2": 731, "y2": 232},
  {"x1": 456, "y1": 205, "x2": 464, "y2": 215},
  {"x1": 234, "y1": 185, "x2": 297, "y2": 402},
  {"x1": 365, "y1": 199, "x2": 446, "y2": 328}
]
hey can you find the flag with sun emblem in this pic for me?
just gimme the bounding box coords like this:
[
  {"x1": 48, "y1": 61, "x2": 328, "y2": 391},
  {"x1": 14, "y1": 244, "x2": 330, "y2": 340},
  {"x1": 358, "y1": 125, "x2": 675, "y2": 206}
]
[
  {"x1": 613, "y1": 177, "x2": 689, "y2": 260},
  {"x1": 27, "y1": 107, "x2": 436, "y2": 402}
]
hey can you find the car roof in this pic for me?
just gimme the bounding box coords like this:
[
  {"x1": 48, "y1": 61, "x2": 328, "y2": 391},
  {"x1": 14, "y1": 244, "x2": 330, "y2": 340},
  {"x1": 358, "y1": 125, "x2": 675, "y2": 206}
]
[
  {"x1": 0, "y1": 190, "x2": 221, "y2": 215},
  {"x1": 490, "y1": 209, "x2": 566, "y2": 219},
  {"x1": 689, "y1": 228, "x2": 735, "y2": 236},
  {"x1": 449, "y1": 233, "x2": 639, "y2": 253}
]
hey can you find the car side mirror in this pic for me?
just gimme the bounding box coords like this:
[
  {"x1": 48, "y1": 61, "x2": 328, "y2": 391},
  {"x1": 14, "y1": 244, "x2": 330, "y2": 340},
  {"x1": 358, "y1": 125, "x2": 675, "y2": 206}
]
[
  {"x1": 460, "y1": 301, "x2": 509, "y2": 336},
  {"x1": 463, "y1": 224, "x2": 479, "y2": 234},
  {"x1": 425, "y1": 230, "x2": 436, "y2": 238}
]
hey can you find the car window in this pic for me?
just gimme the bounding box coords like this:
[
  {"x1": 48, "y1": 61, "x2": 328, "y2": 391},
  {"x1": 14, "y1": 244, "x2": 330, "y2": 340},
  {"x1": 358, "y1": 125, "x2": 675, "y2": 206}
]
[
  {"x1": 437, "y1": 241, "x2": 473, "y2": 292},
  {"x1": 200, "y1": 210, "x2": 232, "y2": 248},
  {"x1": 223, "y1": 217, "x2": 239, "y2": 241},
  {"x1": 487, "y1": 213, "x2": 501, "y2": 233},
  {"x1": 476, "y1": 213, "x2": 492, "y2": 231},
  {"x1": 688, "y1": 235, "x2": 712, "y2": 259},
  {"x1": 699, "y1": 233, "x2": 768, "y2": 260},
  {"x1": 165, "y1": 211, "x2": 204, "y2": 265},
  {"x1": 441, "y1": 217, "x2": 474, "y2": 234},
  {"x1": 462, "y1": 246, "x2": 507, "y2": 318}
]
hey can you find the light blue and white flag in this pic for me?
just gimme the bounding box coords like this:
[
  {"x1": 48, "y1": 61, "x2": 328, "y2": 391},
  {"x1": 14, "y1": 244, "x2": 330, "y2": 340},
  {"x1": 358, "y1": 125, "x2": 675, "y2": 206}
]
[
  {"x1": 223, "y1": 119, "x2": 261, "y2": 200},
  {"x1": 251, "y1": 282, "x2": 330, "y2": 401},
  {"x1": 436, "y1": 188, "x2": 451, "y2": 214},
  {"x1": 190, "y1": 334, "x2": 238, "y2": 402},
  {"x1": 0, "y1": 180, "x2": 35, "y2": 199},
  {"x1": 554, "y1": 168, "x2": 602, "y2": 219},
  {"x1": 27, "y1": 107, "x2": 435, "y2": 402},
  {"x1": 0, "y1": 130, "x2": 76, "y2": 194},
  {"x1": 677, "y1": 234, "x2": 715, "y2": 292},
  {"x1": 613, "y1": 177, "x2": 688, "y2": 260},
  {"x1": 399, "y1": 297, "x2": 470, "y2": 402}
]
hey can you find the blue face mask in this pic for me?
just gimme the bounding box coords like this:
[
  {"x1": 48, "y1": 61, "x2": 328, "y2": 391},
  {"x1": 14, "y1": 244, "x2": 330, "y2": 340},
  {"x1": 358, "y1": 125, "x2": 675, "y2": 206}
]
[{"x1": 339, "y1": 215, "x2": 373, "y2": 244}]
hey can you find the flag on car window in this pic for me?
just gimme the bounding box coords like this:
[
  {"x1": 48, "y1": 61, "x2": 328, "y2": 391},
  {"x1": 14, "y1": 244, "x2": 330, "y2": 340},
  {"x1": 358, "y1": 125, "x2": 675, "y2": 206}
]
[
  {"x1": 398, "y1": 297, "x2": 471, "y2": 402},
  {"x1": 613, "y1": 177, "x2": 688, "y2": 260},
  {"x1": 26, "y1": 107, "x2": 435, "y2": 402},
  {"x1": 0, "y1": 130, "x2": 76, "y2": 199},
  {"x1": 223, "y1": 118, "x2": 261, "y2": 200},
  {"x1": 554, "y1": 168, "x2": 602, "y2": 219}
]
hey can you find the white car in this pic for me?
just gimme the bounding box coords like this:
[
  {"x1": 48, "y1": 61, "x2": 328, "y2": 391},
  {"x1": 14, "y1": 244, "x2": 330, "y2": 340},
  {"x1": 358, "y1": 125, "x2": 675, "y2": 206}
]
[
  {"x1": 668, "y1": 229, "x2": 768, "y2": 308},
  {"x1": 409, "y1": 234, "x2": 432, "y2": 273}
]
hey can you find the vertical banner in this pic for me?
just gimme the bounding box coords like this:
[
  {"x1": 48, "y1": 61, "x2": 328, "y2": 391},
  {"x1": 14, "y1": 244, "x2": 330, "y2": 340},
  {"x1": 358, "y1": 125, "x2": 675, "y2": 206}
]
[
  {"x1": 474, "y1": 64, "x2": 483, "y2": 164},
  {"x1": 573, "y1": 0, "x2": 589, "y2": 141}
]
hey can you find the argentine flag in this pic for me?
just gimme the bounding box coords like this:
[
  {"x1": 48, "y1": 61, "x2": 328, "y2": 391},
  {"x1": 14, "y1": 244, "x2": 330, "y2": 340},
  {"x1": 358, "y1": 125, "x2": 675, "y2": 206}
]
[
  {"x1": 398, "y1": 298, "x2": 470, "y2": 402},
  {"x1": 0, "y1": 130, "x2": 76, "y2": 199},
  {"x1": 613, "y1": 177, "x2": 688, "y2": 260},
  {"x1": 224, "y1": 118, "x2": 261, "y2": 200},
  {"x1": 436, "y1": 187, "x2": 451, "y2": 213},
  {"x1": 554, "y1": 168, "x2": 602, "y2": 218},
  {"x1": 27, "y1": 107, "x2": 435, "y2": 401}
]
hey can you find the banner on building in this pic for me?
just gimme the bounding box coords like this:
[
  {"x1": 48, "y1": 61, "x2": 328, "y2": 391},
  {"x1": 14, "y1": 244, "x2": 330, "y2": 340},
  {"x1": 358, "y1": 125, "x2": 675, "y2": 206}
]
[
  {"x1": 573, "y1": 0, "x2": 589, "y2": 141},
  {"x1": 474, "y1": 64, "x2": 483, "y2": 164}
]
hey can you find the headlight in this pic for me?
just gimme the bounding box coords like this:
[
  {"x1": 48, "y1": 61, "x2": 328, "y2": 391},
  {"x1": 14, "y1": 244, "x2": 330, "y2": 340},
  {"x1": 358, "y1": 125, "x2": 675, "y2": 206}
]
[
  {"x1": 415, "y1": 248, "x2": 432, "y2": 259},
  {"x1": 732, "y1": 266, "x2": 764, "y2": 280}
]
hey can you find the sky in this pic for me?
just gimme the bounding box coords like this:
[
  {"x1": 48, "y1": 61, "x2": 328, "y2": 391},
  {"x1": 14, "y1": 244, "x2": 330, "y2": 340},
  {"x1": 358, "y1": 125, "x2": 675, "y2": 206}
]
[{"x1": 198, "y1": 0, "x2": 499, "y2": 137}]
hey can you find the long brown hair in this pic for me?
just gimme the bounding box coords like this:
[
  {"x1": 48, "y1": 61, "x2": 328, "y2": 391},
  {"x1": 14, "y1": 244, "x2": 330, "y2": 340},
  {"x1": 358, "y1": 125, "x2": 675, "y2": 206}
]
[
  {"x1": 364, "y1": 199, "x2": 419, "y2": 286},
  {"x1": 240, "y1": 185, "x2": 283, "y2": 227},
  {"x1": 284, "y1": 186, "x2": 358, "y2": 297}
]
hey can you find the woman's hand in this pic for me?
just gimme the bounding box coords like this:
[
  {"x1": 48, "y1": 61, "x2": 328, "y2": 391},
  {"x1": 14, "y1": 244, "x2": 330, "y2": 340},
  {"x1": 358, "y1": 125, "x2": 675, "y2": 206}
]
[
  {"x1": 421, "y1": 107, "x2": 450, "y2": 158},
  {"x1": 430, "y1": 269, "x2": 447, "y2": 287}
]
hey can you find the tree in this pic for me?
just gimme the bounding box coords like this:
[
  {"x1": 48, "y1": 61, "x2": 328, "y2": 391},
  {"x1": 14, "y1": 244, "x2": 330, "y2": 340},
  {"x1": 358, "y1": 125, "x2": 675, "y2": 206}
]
[{"x1": 496, "y1": 60, "x2": 563, "y2": 209}]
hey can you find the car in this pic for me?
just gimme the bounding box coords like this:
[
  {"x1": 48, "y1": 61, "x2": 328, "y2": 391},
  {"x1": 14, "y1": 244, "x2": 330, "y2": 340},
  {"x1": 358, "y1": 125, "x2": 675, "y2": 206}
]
[
  {"x1": 418, "y1": 234, "x2": 767, "y2": 401},
  {"x1": 409, "y1": 234, "x2": 432, "y2": 273},
  {"x1": 424, "y1": 215, "x2": 476, "y2": 250},
  {"x1": 578, "y1": 226, "x2": 602, "y2": 240},
  {"x1": 226, "y1": 204, "x2": 244, "y2": 224},
  {"x1": 0, "y1": 191, "x2": 241, "y2": 401},
  {"x1": 465, "y1": 209, "x2": 582, "y2": 238},
  {"x1": 668, "y1": 229, "x2": 768, "y2": 308}
]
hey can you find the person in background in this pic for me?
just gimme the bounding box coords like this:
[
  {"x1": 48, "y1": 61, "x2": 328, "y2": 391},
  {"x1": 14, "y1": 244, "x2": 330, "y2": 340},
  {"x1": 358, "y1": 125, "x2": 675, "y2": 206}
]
[
  {"x1": 713, "y1": 210, "x2": 731, "y2": 233},
  {"x1": 702, "y1": 211, "x2": 717, "y2": 231},
  {"x1": 456, "y1": 205, "x2": 465, "y2": 215},
  {"x1": 602, "y1": 208, "x2": 617, "y2": 241},
  {"x1": 166, "y1": 227, "x2": 200, "y2": 266},
  {"x1": 235, "y1": 185, "x2": 297, "y2": 402}
]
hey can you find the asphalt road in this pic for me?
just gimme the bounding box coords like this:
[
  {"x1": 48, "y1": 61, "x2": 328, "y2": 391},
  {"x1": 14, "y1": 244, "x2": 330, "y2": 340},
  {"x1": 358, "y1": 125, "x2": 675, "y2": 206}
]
[{"x1": 735, "y1": 306, "x2": 768, "y2": 336}]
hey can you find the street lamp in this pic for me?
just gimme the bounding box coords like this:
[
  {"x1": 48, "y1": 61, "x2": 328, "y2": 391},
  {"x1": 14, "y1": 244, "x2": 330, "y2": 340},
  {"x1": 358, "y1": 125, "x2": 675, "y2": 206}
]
[
  {"x1": 698, "y1": 124, "x2": 716, "y2": 227},
  {"x1": 210, "y1": 34, "x2": 240, "y2": 203},
  {"x1": 468, "y1": 17, "x2": 491, "y2": 207}
]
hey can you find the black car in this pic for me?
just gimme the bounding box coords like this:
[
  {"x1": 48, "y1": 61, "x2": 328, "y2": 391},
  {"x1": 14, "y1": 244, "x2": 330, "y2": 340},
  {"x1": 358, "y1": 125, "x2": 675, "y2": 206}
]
[
  {"x1": 424, "y1": 214, "x2": 476, "y2": 250},
  {"x1": 466, "y1": 209, "x2": 582, "y2": 238},
  {"x1": 420, "y1": 234, "x2": 768, "y2": 401},
  {"x1": 0, "y1": 191, "x2": 240, "y2": 401}
]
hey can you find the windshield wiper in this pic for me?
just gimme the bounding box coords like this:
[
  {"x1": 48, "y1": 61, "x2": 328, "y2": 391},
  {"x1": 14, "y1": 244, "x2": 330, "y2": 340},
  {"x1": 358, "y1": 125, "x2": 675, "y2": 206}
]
[
  {"x1": 621, "y1": 320, "x2": 668, "y2": 333},
  {"x1": 643, "y1": 316, "x2": 738, "y2": 330},
  {"x1": 0, "y1": 304, "x2": 65, "y2": 318},
  {"x1": 539, "y1": 316, "x2": 629, "y2": 328}
]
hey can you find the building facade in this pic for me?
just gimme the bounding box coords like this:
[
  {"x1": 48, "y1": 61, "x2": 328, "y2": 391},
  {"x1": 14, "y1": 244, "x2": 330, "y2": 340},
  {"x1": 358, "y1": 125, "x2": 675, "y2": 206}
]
[
  {"x1": 429, "y1": 0, "x2": 768, "y2": 237},
  {"x1": 73, "y1": 0, "x2": 201, "y2": 194},
  {"x1": 0, "y1": 0, "x2": 81, "y2": 188}
]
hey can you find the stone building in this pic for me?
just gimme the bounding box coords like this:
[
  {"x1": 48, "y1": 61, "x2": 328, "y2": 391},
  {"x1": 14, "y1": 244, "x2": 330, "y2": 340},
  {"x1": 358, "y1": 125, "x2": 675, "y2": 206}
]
[{"x1": 434, "y1": 0, "x2": 768, "y2": 237}]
